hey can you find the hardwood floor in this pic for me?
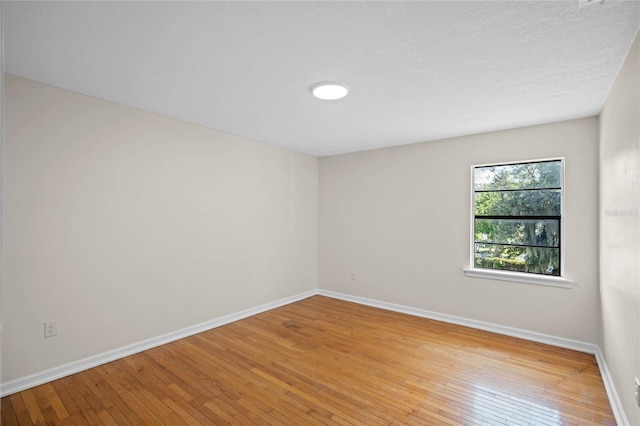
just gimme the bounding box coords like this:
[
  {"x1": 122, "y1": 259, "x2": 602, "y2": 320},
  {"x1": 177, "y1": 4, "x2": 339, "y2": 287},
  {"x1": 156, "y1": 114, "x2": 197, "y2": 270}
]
[{"x1": 1, "y1": 296, "x2": 615, "y2": 425}]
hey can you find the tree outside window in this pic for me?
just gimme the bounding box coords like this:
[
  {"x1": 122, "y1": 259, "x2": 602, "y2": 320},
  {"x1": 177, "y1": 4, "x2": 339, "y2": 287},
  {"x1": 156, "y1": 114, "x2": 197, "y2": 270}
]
[{"x1": 473, "y1": 159, "x2": 563, "y2": 276}]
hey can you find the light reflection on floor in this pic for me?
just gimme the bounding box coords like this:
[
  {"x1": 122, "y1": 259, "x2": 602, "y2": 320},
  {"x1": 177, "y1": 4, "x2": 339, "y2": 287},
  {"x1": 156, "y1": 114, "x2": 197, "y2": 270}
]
[{"x1": 470, "y1": 385, "x2": 561, "y2": 425}]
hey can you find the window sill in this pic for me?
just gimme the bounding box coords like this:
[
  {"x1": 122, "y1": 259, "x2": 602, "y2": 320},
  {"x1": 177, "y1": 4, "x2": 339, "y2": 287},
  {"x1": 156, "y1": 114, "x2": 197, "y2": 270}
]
[{"x1": 463, "y1": 268, "x2": 573, "y2": 288}]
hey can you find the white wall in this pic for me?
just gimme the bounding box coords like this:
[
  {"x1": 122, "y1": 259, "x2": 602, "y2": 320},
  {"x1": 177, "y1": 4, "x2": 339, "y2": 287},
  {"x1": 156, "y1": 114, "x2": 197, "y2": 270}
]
[
  {"x1": 319, "y1": 117, "x2": 600, "y2": 343},
  {"x1": 600, "y1": 31, "x2": 640, "y2": 425},
  {"x1": 1, "y1": 75, "x2": 318, "y2": 383},
  {"x1": 0, "y1": 0, "x2": 4, "y2": 387}
]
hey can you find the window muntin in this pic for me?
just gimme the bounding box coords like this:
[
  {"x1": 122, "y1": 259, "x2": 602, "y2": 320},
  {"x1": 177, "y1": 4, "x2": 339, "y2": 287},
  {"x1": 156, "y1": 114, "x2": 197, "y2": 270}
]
[{"x1": 473, "y1": 159, "x2": 563, "y2": 277}]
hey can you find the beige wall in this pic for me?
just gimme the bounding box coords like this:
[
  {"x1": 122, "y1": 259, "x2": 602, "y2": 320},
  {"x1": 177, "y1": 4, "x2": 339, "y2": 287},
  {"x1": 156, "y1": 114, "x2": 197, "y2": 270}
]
[
  {"x1": 319, "y1": 117, "x2": 600, "y2": 343},
  {"x1": 1, "y1": 75, "x2": 318, "y2": 382},
  {"x1": 600, "y1": 31, "x2": 640, "y2": 425},
  {"x1": 0, "y1": 3, "x2": 4, "y2": 387}
]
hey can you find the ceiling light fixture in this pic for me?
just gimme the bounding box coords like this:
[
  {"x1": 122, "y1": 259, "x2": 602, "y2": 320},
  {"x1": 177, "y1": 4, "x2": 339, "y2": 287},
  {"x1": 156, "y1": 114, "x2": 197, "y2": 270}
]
[{"x1": 311, "y1": 83, "x2": 348, "y2": 100}]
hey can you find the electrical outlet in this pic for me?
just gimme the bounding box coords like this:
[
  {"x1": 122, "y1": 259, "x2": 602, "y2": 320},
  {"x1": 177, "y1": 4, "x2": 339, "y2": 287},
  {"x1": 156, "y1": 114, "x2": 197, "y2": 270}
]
[
  {"x1": 636, "y1": 378, "x2": 640, "y2": 407},
  {"x1": 351, "y1": 272, "x2": 356, "y2": 281},
  {"x1": 44, "y1": 320, "x2": 57, "y2": 338}
]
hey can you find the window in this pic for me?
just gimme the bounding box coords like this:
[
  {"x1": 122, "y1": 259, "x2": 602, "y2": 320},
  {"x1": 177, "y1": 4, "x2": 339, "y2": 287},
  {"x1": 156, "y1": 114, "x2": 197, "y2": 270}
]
[{"x1": 470, "y1": 159, "x2": 564, "y2": 279}]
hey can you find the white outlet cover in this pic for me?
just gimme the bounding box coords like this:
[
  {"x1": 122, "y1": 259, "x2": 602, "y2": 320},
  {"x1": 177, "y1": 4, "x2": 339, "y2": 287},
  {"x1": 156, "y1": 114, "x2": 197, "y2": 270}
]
[{"x1": 44, "y1": 320, "x2": 57, "y2": 338}]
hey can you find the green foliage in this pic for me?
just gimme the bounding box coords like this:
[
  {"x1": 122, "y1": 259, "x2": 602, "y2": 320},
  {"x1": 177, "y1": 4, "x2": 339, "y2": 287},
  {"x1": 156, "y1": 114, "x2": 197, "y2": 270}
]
[
  {"x1": 473, "y1": 160, "x2": 561, "y2": 276},
  {"x1": 474, "y1": 190, "x2": 561, "y2": 216},
  {"x1": 475, "y1": 161, "x2": 561, "y2": 191},
  {"x1": 475, "y1": 257, "x2": 526, "y2": 272}
]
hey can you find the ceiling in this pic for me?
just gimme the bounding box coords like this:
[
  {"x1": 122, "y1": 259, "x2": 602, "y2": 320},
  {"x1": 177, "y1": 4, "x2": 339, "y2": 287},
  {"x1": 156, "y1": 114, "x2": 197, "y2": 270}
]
[{"x1": 3, "y1": 1, "x2": 639, "y2": 157}]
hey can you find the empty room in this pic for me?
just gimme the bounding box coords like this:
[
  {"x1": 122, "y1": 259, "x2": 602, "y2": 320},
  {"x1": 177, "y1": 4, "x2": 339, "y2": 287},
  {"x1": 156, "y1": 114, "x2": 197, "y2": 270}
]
[{"x1": 1, "y1": 1, "x2": 639, "y2": 425}]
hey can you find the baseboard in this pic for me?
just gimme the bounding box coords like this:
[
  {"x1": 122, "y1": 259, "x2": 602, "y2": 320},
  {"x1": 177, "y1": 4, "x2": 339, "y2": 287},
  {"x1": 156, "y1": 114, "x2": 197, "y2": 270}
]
[
  {"x1": 2, "y1": 288, "x2": 629, "y2": 425},
  {"x1": 0, "y1": 289, "x2": 317, "y2": 397},
  {"x1": 594, "y1": 347, "x2": 630, "y2": 426},
  {"x1": 317, "y1": 289, "x2": 597, "y2": 352},
  {"x1": 317, "y1": 289, "x2": 628, "y2": 425}
]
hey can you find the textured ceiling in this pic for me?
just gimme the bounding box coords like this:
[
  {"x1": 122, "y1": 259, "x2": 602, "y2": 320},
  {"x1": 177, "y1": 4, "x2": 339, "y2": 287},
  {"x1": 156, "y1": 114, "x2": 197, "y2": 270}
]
[{"x1": 3, "y1": 1, "x2": 639, "y2": 156}]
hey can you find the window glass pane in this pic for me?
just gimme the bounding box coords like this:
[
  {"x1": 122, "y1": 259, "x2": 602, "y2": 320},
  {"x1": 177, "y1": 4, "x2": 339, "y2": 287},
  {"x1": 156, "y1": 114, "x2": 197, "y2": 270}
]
[
  {"x1": 474, "y1": 243, "x2": 560, "y2": 276},
  {"x1": 475, "y1": 219, "x2": 559, "y2": 247},
  {"x1": 474, "y1": 189, "x2": 560, "y2": 216},
  {"x1": 474, "y1": 161, "x2": 561, "y2": 191}
]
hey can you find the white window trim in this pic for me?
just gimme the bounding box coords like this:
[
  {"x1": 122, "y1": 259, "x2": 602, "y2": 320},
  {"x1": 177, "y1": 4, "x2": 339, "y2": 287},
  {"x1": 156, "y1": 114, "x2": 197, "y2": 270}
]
[
  {"x1": 466, "y1": 157, "x2": 570, "y2": 288},
  {"x1": 463, "y1": 268, "x2": 573, "y2": 288}
]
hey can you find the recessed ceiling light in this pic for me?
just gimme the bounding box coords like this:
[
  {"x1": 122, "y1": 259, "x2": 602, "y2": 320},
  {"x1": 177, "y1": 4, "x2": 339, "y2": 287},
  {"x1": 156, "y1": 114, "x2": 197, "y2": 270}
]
[{"x1": 311, "y1": 83, "x2": 348, "y2": 100}]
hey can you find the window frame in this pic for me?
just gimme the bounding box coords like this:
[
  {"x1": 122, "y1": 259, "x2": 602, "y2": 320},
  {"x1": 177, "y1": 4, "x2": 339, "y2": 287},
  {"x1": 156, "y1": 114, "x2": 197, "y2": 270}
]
[{"x1": 463, "y1": 157, "x2": 573, "y2": 288}]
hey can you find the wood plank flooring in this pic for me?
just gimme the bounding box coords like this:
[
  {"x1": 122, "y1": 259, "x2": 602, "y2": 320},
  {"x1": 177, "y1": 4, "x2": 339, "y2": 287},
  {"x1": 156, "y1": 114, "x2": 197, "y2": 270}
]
[{"x1": 1, "y1": 296, "x2": 615, "y2": 425}]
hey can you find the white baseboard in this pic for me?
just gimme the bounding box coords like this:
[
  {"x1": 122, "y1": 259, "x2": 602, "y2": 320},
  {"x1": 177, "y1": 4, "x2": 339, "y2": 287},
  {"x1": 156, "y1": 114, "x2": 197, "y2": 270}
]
[
  {"x1": 2, "y1": 287, "x2": 628, "y2": 425},
  {"x1": 594, "y1": 347, "x2": 629, "y2": 426},
  {"x1": 0, "y1": 289, "x2": 316, "y2": 398},
  {"x1": 317, "y1": 289, "x2": 628, "y2": 425},
  {"x1": 317, "y1": 289, "x2": 596, "y2": 352}
]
